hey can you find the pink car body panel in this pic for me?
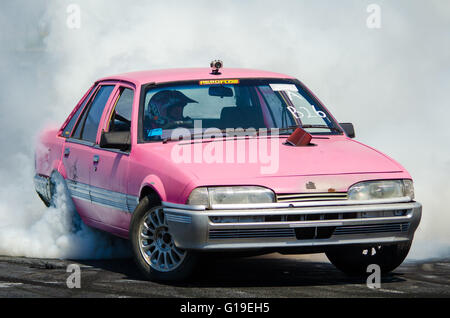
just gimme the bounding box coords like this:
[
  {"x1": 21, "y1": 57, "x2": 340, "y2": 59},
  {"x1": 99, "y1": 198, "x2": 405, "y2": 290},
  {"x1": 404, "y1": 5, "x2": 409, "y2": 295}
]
[
  {"x1": 126, "y1": 137, "x2": 411, "y2": 205},
  {"x1": 34, "y1": 68, "x2": 417, "y2": 240}
]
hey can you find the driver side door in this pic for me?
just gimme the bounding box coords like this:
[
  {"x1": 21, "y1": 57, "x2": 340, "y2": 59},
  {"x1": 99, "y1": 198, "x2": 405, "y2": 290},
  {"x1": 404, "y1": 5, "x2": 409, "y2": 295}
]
[{"x1": 89, "y1": 84, "x2": 136, "y2": 237}]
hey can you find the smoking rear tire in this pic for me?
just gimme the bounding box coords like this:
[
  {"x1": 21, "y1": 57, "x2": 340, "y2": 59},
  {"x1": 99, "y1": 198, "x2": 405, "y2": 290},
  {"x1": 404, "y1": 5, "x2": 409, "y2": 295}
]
[
  {"x1": 325, "y1": 241, "x2": 412, "y2": 275},
  {"x1": 36, "y1": 172, "x2": 62, "y2": 207},
  {"x1": 130, "y1": 195, "x2": 198, "y2": 282}
]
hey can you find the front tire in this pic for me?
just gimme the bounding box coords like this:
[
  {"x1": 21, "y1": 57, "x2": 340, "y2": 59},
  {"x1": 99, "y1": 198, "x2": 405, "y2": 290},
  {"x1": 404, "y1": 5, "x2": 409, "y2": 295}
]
[
  {"x1": 325, "y1": 241, "x2": 412, "y2": 275},
  {"x1": 130, "y1": 195, "x2": 198, "y2": 282}
]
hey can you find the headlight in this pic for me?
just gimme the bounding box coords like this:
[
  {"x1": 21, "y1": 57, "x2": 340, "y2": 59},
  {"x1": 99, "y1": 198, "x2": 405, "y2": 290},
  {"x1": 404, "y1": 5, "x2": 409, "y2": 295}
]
[
  {"x1": 348, "y1": 180, "x2": 414, "y2": 200},
  {"x1": 187, "y1": 186, "x2": 275, "y2": 207}
]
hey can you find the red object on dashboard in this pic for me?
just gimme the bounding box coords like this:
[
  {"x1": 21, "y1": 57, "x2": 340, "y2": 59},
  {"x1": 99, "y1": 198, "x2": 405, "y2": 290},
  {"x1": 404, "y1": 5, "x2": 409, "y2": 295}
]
[{"x1": 286, "y1": 127, "x2": 312, "y2": 146}]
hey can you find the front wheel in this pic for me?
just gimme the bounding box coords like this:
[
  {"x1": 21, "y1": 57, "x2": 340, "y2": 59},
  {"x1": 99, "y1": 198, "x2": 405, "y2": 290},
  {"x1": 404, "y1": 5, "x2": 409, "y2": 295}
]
[
  {"x1": 130, "y1": 195, "x2": 198, "y2": 282},
  {"x1": 325, "y1": 241, "x2": 412, "y2": 275}
]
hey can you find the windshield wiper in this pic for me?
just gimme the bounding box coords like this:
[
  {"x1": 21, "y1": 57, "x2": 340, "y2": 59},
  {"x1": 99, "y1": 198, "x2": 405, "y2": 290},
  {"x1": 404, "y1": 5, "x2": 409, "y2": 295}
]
[
  {"x1": 162, "y1": 126, "x2": 298, "y2": 144},
  {"x1": 301, "y1": 125, "x2": 343, "y2": 133},
  {"x1": 161, "y1": 125, "x2": 341, "y2": 144}
]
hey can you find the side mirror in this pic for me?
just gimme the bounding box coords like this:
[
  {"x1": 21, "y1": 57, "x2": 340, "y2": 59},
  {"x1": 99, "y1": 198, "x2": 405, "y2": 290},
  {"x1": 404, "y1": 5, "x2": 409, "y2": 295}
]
[
  {"x1": 100, "y1": 130, "x2": 131, "y2": 151},
  {"x1": 339, "y1": 123, "x2": 355, "y2": 138}
]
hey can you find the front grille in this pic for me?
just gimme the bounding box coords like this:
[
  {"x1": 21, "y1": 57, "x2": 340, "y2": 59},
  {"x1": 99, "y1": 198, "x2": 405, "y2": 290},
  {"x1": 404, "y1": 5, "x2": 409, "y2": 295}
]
[
  {"x1": 295, "y1": 227, "x2": 335, "y2": 240},
  {"x1": 209, "y1": 228, "x2": 295, "y2": 240},
  {"x1": 294, "y1": 222, "x2": 410, "y2": 240},
  {"x1": 333, "y1": 222, "x2": 410, "y2": 235},
  {"x1": 208, "y1": 222, "x2": 410, "y2": 241},
  {"x1": 276, "y1": 192, "x2": 348, "y2": 203},
  {"x1": 209, "y1": 210, "x2": 408, "y2": 224},
  {"x1": 209, "y1": 222, "x2": 409, "y2": 240}
]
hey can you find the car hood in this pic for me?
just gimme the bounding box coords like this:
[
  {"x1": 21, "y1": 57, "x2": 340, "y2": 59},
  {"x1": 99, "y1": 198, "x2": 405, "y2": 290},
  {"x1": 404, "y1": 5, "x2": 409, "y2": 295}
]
[{"x1": 148, "y1": 136, "x2": 404, "y2": 182}]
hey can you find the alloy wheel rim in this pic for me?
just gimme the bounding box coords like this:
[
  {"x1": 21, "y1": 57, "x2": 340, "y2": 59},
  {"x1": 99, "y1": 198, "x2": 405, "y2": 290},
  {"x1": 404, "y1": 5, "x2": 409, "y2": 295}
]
[{"x1": 138, "y1": 207, "x2": 186, "y2": 272}]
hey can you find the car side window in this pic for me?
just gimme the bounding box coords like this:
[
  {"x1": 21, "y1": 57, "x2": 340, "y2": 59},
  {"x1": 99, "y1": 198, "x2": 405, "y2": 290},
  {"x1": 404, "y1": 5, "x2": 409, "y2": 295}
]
[
  {"x1": 108, "y1": 88, "x2": 134, "y2": 132},
  {"x1": 72, "y1": 85, "x2": 115, "y2": 143},
  {"x1": 62, "y1": 87, "x2": 95, "y2": 138}
]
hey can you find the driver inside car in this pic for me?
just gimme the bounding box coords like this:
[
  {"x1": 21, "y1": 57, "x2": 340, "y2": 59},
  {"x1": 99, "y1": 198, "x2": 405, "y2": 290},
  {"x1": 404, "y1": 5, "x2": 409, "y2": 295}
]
[{"x1": 146, "y1": 90, "x2": 198, "y2": 130}]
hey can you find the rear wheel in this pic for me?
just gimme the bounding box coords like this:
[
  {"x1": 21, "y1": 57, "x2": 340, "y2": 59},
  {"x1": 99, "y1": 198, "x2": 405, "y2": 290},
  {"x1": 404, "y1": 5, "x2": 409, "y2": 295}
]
[
  {"x1": 36, "y1": 172, "x2": 64, "y2": 207},
  {"x1": 325, "y1": 241, "x2": 412, "y2": 275},
  {"x1": 130, "y1": 195, "x2": 198, "y2": 282},
  {"x1": 37, "y1": 192, "x2": 51, "y2": 207}
]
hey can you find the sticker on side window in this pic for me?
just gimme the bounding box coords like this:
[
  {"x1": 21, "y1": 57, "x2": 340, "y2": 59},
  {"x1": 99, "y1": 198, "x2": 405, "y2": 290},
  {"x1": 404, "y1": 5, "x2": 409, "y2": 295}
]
[
  {"x1": 199, "y1": 79, "x2": 240, "y2": 85},
  {"x1": 147, "y1": 128, "x2": 163, "y2": 137},
  {"x1": 269, "y1": 84, "x2": 298, "y2": 92}
]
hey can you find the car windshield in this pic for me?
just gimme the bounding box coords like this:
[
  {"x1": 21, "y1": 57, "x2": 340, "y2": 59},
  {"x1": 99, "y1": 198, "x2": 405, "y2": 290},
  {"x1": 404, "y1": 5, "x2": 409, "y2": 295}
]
[{"x1": 141, "y1": 79, "x2": 341, "y2": 142}]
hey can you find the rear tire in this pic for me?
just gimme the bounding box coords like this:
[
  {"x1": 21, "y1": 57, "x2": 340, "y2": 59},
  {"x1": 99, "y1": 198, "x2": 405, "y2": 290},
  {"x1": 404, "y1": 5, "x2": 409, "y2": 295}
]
[
  {"x1": 130, "y1": 195, "x2": 198, "y2": 282},
  {"x1": 325, "y1": 241, "x2": 412, "y2": 275},
  {"x1": 36, "y1": 172, "x2": 63, "y2": 207},
  {"x1": 37, "y1": 192, "x2": 51, "y2": 207}
]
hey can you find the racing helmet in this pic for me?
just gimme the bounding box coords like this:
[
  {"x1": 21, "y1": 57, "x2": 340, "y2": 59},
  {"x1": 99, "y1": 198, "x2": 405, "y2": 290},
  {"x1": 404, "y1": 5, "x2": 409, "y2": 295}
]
[{"x1": 148, "y1": 90, "x2": 198, "y2": 120}]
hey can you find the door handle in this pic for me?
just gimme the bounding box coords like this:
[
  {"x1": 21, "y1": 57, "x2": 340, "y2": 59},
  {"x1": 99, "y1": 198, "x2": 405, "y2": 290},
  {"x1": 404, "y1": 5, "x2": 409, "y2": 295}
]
[
  {"x1": 93, "y1": 155, "x2": 100, "y2": 164},
  {"x1": 64, "y1": 148, "x2": 70, "y2": 157}
]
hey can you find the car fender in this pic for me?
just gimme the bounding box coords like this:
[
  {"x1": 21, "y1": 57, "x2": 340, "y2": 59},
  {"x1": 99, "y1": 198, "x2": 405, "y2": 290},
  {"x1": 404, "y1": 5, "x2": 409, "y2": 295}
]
[
  {"x1": 35, "y1": 128, "x2": 66, "y2": 178},
  {"x1": 56, "y1": 159, "x2": 68, "y2": 179},
  {"x1": 139, "y1": 175, "x2": 167, "y2": 202}
]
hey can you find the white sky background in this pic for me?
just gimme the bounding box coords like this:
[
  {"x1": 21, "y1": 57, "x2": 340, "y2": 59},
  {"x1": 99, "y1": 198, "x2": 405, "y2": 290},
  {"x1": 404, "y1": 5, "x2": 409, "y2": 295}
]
[{"x1": 0, "y1": 0, "x2": 448, "y2": 259}]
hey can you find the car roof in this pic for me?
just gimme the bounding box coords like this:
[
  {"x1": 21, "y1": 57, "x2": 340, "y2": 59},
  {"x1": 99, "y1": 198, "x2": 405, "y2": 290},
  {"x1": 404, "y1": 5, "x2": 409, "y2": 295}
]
[{"x1": 96, "y1": 68, "x2": 295, "y2": 86}]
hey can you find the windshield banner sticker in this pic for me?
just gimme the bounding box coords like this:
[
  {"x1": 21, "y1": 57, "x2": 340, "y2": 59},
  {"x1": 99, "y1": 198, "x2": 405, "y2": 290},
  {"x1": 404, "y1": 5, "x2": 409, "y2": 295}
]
[
  {"x1": 199, "y1": 79, "x2": 240, "y2": 85},
  {"x1": 269, "y1": 83, "x2": 298, "y2": 92}
]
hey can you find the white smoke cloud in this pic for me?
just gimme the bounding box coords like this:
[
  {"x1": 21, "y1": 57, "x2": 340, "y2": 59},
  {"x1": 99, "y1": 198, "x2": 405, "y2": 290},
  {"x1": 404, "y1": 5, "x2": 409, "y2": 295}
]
[
  {"x1": 0, "y1": 149, "x2": 130, "y2": 259},
  {"x1": 0, "y1": 166, "x2": 130, "y2": 259},
  {"x1": 0, "y1": 0, "x2": 448, "y2": 260}
]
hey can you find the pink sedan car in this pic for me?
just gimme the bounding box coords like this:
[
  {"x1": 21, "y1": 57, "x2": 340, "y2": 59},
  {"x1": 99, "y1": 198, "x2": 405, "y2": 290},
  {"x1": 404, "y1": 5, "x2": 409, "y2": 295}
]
[{"x1": 34, "y1": 62, "x2": 421, "y2": 281}]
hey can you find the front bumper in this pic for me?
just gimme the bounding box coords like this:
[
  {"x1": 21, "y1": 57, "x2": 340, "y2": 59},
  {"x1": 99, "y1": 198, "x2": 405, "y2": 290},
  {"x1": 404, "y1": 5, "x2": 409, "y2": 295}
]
[{"x1": 163, "y1": 198, "x2": 422, "y2": 251}]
